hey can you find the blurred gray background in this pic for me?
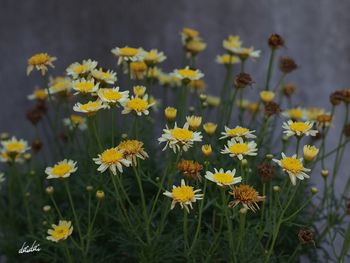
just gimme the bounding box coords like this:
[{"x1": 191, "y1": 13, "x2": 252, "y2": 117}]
[{"x1": 0, "y1": 0, "x2": 349, "y2": 184}]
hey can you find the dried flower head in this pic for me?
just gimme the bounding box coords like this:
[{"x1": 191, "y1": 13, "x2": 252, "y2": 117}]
[
  {"x1": 329, "y1": 90, "x2": 344, "y2": 106},
  {"x1": 229, "y1": 184, "x2": 265, "y2": 212},
  {"x1": 31, "y1": 139, "x2": 43, "y2": 154},
  {"x1": 298, "y1": 229, "x2": 315, "y2": 245},
  {"x1": 268, "y1": 34, "x2": 284, "y2": 49},
  {"x1": 177, "y1": 159, "x2": 203, "y2": 181},
  {"x1": 257, "y1": 162, "x2": 275, "y2": 183},
  {"x1": 283, "y1": 83, "x2": 296, "y2": 97},
  {"x1": 279, "y1": 56, "x2": 298, "y2": 74},
  {"x1": 264, "y1": 101, "x2": 281, "y2": 117},
  {"x1": 234, "y1": 72, "x2": 253, "y2": 89}
]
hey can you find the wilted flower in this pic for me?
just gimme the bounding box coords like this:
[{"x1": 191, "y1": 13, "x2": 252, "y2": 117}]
[
  {"x1": 279, "y1": 56, "x2": 298, "y2": 74},
  {"x1": 283, "y1": 83, "x2": 296, "y2": 97},
  {"x1": 229, "y1": 184, "x2": 265, "y2": 212},
  {"x1": 234, "y1": 72, "x2": 253, "y2": 89},
  {"x1": 177, "y1": 160, "x2": 203, "y2": 181},
  {"x1": 298, "y1": 229, "x2": 315, "y2": 245},
  {"x1": 117, "y1": 140, "x2": 148, "y2": 166},
  {"x1": 257, "y1": 162, "x2": 275, "y2": 183},
  {"x1": 268, "y1": 34, "x2": 284, "y2": 49},
  {"x1": 265, "y1": 101, "x2": 281, "y2": 117}
]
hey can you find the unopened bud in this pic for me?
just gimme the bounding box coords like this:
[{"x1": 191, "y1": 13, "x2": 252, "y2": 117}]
[
  {"x1": 96, "y1": 190, "x2": 105, "y2": 200},
  {"x1": 273, "y1": 185, "x2": 281, "y2": 192},
  {"x1": 46, "y1": 186, "x2": 54, "y2": 195},
  {"x1": 86, "y1": 185, "x2": 93, "y2": 192},
  {"x1": 42, "y1": 205, "x2": 51, "y2": 213}
]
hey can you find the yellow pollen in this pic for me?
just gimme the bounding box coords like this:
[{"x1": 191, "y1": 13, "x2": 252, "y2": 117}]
[
  {"x1": 119, "y1": 47, "x2": 138, "y2": 57},
  {"x1": 280, "y1": 157, "x2": 303, "y2": 173},
  {"x1": 171, "y1": 128, "x2": 194, "y2": 141},
  {"x1": 178, "y1": 69, "x2": 197, "y2": 78},
  {"x1": 102, "y1": 89, "x2": 122, "y2": 101},
  {"x1": 28, "y1": 53, "x2": 50, "y2": 65},
  {"x1": 75, "y1": 82, "x2": 95, "y2": 92},
  {"x1": 213, "y1": 173, "x2": 234, "y2": 184},
  {"x1": 229, "y1": 143, "x2": 249, "y2": 154},
  {"x1": 100, "y1": 149, "x2": 123, "y2": 164},
  {"x1": 289, "y1": 122, "x2": 310, "y2": 132},
  {"x1": 228, "y1": 127, "x2": 249, "y2": 136},
  {"x1": 51, "y1": 163, "x2": 72, "y2": 177},
  {"x1": 172, "y1": 186, "x2": 195, "y2": 202},
  {"x1": 51, "y1": 226, "x2": 69, "y2": 239},
  {"x1": 126, "y1": 98, "x2": 148, "y2": 112}
]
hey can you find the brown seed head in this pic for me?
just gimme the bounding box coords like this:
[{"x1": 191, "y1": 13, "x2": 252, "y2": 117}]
[
  {"x1": 279, "y1": 56, "x2": 298, "y2": 74},
  {"x1": 329, "y1": 90, "x2": 344, "y2": 106},
  {"x1": 264, "y1": 101, "x2": 281, "y2": 117},
  {"x1": 234, "y1": 72, "x2": 253, "y2": 89},
  {"x1": 257, "y1": 162, "x2": 274, "y2": 183},
  {"x1": 283, "y1": 83, "x2": 296, "y2": 97},
  {"x1": 298, "y1": 229, "x2": 315, "y2": 245},
  {"x1": 268, "y1": 34, "x2": 284, "y2": 49},
  {"x1": 177, "y1": 159, "x2": 203, "y2": 181}
]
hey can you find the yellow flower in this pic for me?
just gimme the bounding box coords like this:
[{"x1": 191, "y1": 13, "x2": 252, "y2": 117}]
[
  {"x1": 130, "y1": 61, "x2": 148, "y2": 80},
  {"x1": 273, "y1": 153, "x2": 310, "y2": 185},
  {"x1": 73, "y1": 100, "x2": 107, "y2": 116},
  {"x1": 91, "y1": 68, "x2": 117, "y2": 84},
  {"x1": 158, "y1": 122, "x2": 202, "y2": 153},
  {"x1": 143, "y1": 49, "x2": 166, "y2": 66},
  {"x1": 97, "y1": 87, "x2": 129, "y2": 105},
  {"x1": 185, "y1": 39, "x2": 207, "y2": 55},
  {"x1": 117, "y1": 140, "x2": 149, "y2": 166},
  {"x1": 282, "y1": 120, "x2": 318, "y2": 137},
  {"x1": 188, "y1": 79, "x2": 206, "y2": 91},
  {"x1": 63, "y1": 115, "x2": 87, "y2": 130},
  {"x1": 221, "y1": 137, "x2": 258, "y2": 160},
  {"x1": 203, "y1": 122, "x2": 217, "y2": 136},
  {"x1": 66, "y1": 59, "x2": 98, "y2": 79},
  {"x1": 236, "y1": 47, "x2": 261, "y2": 60},
  {"x1": 111, "y1": 46, "x2": 144, "y2": 65},
  {"x1": 27, "y1": 88, "x2": 48, "y2": 101},
  {"x1": 216, "y1": 54, "x2": 240, "y2": 65},
  {"x1": 229, "y1": 184, "x2": 265, "y2": 212},
  {"x1": 72, "y1": 78, "x2": 99, "y2": 95},
  {"x1": 49, "y1": 76, "x2": 72, "y2": 94},
  {"x1": 205, "y1": 168, "x2": 242, "y2": 187},
  {"x1": 96, "y1": 190, "x2": 105, "y2": 200},
  {"x1": 206, "y1": 95, "x2": 220, "y2": 107},
  {"x1": 122, "y1": 95, "x2": 154, "y2": 116},
  {"x1": 93, "y1": 147, "x2": 131, "y2": 175},
  {"x1": 282, "y1": 107, "x2": 304, "y2": 120},
  {"x1": 27, "y1": 53, "x2": 57, "y2": 76},
  {"x1": 1, "y1": 137, "x2": 30, "y2": 155},
  {"x1": 133, "y1": 85, "x2": 146, "y2": 97},
  {"x1": 186, "y1": 115, "x2": 202, "y2": 130},
  {"x1": 164, "y1": 107, "x2": 177, "y2": 121},
  {"x1": 173, "y1": 66, "x2": 204, "y2": 81},
  {"x1": 223, "y1": 35, "x2": 242, "y2": 52},
  {"x1": 163, "y1": 179, "x2": 203, "y2": 213},
  {"x1": 46, "y1": 220, "x2": 73, "y2": 242},
  {"x1": 303, "y1": 145, "x2": 319, "y2": 161},
  {"x1": 260, "y1": 91, "x2": 275, "y2": 103},
  {"x1": 220, "y1": 126, "x2": 256, "y2": 140},
  {"x1": 45, "y1": 159, "x2": 77, "y2": 179},
  {"x1": 181, "y1": 27, "x2": 200, "y2": 43},
  {"x1": 201, "y1": 144, "x2": 212, "y2": 157}
]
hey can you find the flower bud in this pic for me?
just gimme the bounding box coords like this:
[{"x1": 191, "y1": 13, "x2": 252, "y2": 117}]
[
  {"x1": 199, "y1": 94, "x2": 207, "y2": 102},
  {"x1": 321, "y1": 169, "x2": 329, "y2": 178},
  {"x1": 303, "y1": 145, "x2": 319, "y2": 161},
  {"x1": 311, "y1": 187, "x2": 318, "y2": 195},
  {"x1": 260, "y1": 91, "x2": 275, "y2": 103},
  {"x1": 96, "y1": 190, "x2": 105, "y2": 200},
  {"x1": 279, "y1": 56, "x2": 297, "y2": 74},
  {"x1": 239, "y1": 207, "x2": 248, "y2": 214},
  {"x1": 186, "y1": 115, "x2": 202, "y2": 130},
  {"x1": 273, "y1": 185, "x2": 281, "y2": 192},
  {"x1": 121, "y1": 133, "x2": 128, "y2": 139},
  {"x1": 241, "y1": 159, "x2": 248, "y2": 167},
  {"x1": 164, "y1": 107, "x2": 177, "y2": 121},
  {"x1": 46, "y1": 186, "x2": 54, "y2": 195},
  {"x1": 203, "y1": 122, "x2": 217, "y2": 136},
  {"x1": 201, "y1": 144, "x2": 212, "y2": 157},
  {"x1": 86, "y1": 185, "x2": 93, "y2": 192},
  {"x1": 43, "y1": 205, "x2": 51, "y2": 213},
  {"x1": 265, "y1": 154, "x2": 274, "y2": 160}
]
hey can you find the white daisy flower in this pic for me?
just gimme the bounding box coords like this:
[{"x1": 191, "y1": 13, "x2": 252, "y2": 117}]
[
  {"x1": 93, "y1": 147, "x2": 131, "y2": 175},
  {"x1": 45, "y1": 159, "x2": 78, "y2": 179},
  {"x1": 63, "y1": 115, "x2": 87, "y2": 131},
  {"x1": 46, "y1": 220, "x2": 73, "y2": 242},
  {"x1": 27, "y1": 88, "x2": 48, "y2": 101},
  {"x1": 97, "y1": 87, "x2": 129, "y2": 106},
  {"x1": 121, "y1": 95, "x2": 154, "y2": 116},
  {"x1": 158, "y1": 122, "x2": 202, "y2": 153},
  {"x1": 205, "y1": 168, "x2": 242, "y2": 187},
  {"x1": 282, "y1": 120, "x2": 318, "y2": 137},
  {"x1": 73, "y1": 100, "x2": 107, "y2": 115},
  {"x1": 172, "y1": 66, "x2": 204, "y2": 81},
  {"x1": 273, "y1": 153, "x2": 310, "y2": 186},
  {"x1": 91, "y1": 68, "x2": 117, "y2": 84},
  {"x1": 111, "y1": 46, "x2": 145, "y2": 65},
  {"x1": 221, "y1": 137, "x2": 258, "y2": 160},
  {"x1": 72, "y1": 78, "x2": 99, "y2": 95},
  {"x1": 163, "y1": 179, "x2": 203, "y2": 213},
  {"x1": 220, "y1": 126, "x2": 256, "y2": 140},
  {"x1": 1, "y1": 137, "x2": 30, "y2": 154},
  {"x1": 66, "y1": 59, "x2": 98, "y2": 79}
]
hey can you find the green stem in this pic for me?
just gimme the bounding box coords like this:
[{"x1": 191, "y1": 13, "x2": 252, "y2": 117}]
[{"x1": 265, "y1": 49, "x2": 276, "y2": 91}]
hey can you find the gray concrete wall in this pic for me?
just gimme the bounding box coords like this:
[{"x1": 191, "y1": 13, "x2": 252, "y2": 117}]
[{"x1": 0, "y1": 0, "x2": 349, "y2": 181}]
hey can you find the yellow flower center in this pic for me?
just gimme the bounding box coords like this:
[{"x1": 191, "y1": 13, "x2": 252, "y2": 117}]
[
  {"x1": 227, "y1": 127, "x2": 249, "y2": 136},
  {"x1": 118, "y1": 140, "x2": 142, "y2": 155},
  {"x1": 229, "y1": 143, "x2": 249, "y2": 154},
  {"x1": 126, "y1": 98, "x2": 148, "y2": 112},
  {"x1": 52, "y1": 163, "x2": 72, "y2": 177},
  {"x1": 287, "y1": 109, "x2": 303, "y2": 119},
  {"x1": 144, "y1": 51, "x2": 158, "y2": 61},
  {"x1": 100, "y1": 149, "x2": 123, "y2": 164},
  {"x1": 80, "y1": 102, "x2": 101, "y2": 112},
  {"x1": 213, "y1": 173, "x2": 234, "y2": 184},
  {"x1": 289, "y1": 122, "x2": 309, "y2": 133},
  {"x1": 51, "y1": 225, "x2": 69, "y2": 240},
  {"x1": 172, "y1": 185, "x2": 195, "y2": 202},
  {"x1": 28, "y1": 53, "x2": 50, "y2": 65},
  {"x1": 73, "y1": 64, "x2": 87, "y2": 74},
  {"x1": 102, "y1": 89, "x2": 122, "y2": 101},
  {"x1": 178, "y1": 69, "x2": 197, "y2": 78},
  {"x1": 280, "y1": 157, "x2": 303, "y2": 173},
  {"x1": 6, "y1": 142, "x2": 25, "y2": 153},
  {"x1": 70, "y1": 115, "x2": 84, "y2": 125},
  {"x1": 119, "y1": 47, "x2": 139, "y2": 57},
  {"x1": 75, "y1": 82, "x2": 95, "y2": 92},
  {"x1": 171, "y1": 128, "x2": 194, "y2": 141},
  {"x1": 34, "y1": 89, "x2": 47, "y2": 99},
  {"x1": 51, "y1": 80, "x2": 70, "y2": 92},
  {"x1": 183, "y1": 28, "x2": 199, "y2": 38}
]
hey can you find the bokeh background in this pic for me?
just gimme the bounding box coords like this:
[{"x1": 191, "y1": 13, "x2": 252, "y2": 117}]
[{"x1": 0, "y1": 0, "x2": 349, "y2": 187}]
